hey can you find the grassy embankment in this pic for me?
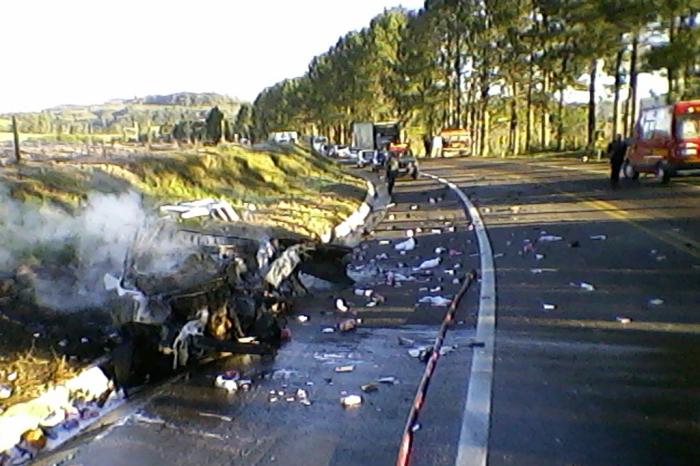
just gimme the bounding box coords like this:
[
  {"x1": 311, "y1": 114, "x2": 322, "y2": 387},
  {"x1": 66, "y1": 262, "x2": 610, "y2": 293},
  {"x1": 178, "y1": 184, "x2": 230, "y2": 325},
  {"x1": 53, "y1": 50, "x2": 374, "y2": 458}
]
[{"x1": 1, "y1": 143, "x2": 366, "y2": 238}]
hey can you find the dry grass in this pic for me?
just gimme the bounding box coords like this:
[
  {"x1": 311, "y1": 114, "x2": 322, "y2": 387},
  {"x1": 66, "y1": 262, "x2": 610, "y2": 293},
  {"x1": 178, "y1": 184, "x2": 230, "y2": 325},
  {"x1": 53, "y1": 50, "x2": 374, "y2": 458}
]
[{"x1": 1, "y1": 347, "x2": 80, "y2": 409}]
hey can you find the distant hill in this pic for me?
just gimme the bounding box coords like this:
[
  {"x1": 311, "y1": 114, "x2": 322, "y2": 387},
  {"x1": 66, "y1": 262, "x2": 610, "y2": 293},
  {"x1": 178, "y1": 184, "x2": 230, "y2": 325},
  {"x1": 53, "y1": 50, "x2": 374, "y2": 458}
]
[{"x1": 0, "y1": 92, "x2": 244, "y2": 137}]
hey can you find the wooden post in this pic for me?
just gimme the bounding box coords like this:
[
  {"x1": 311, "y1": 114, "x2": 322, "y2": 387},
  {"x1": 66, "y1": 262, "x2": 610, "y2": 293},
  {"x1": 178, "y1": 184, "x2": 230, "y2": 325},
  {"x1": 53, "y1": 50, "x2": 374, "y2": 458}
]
[{"x1": 11, "y1": 115, "x2": 21, "y2": 162}]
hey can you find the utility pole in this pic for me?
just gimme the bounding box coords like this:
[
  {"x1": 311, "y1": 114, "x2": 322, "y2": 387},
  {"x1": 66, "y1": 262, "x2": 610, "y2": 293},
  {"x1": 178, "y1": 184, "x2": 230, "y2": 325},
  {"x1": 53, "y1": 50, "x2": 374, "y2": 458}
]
[{"x1": 11, "y1": 115, "x2": 21, "y2": 162}]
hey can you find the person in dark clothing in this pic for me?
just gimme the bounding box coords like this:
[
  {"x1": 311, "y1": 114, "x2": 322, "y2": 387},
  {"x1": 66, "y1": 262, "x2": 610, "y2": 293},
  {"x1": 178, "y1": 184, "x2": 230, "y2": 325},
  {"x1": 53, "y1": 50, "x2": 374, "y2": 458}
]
[
  {"x1": 607, "y1": 134, "x2": 627, "y2": 188},
  {"x1": 386, "y1": 153, "x2": 400, "y2": 196}
]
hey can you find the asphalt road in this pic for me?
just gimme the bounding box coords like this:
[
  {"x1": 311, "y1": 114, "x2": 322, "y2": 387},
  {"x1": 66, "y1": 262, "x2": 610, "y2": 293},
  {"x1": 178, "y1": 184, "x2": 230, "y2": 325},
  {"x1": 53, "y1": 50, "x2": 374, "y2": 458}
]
[{"x1": 36, "y1": 157, "x2": 700, "y2": 466}]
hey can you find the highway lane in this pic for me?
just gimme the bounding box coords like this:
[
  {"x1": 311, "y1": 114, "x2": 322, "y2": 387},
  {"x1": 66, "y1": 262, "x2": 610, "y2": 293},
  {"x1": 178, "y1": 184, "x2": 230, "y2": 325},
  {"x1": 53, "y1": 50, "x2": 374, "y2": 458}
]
[{"x1": 420, "y1": 157, "x2": 700, "y2": 466}]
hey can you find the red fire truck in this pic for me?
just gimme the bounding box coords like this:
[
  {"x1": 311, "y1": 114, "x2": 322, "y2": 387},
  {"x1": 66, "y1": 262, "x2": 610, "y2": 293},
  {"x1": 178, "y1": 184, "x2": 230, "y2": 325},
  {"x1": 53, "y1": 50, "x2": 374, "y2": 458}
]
[{"x1": 624, "y1": 99, "x2": 700, "y2": 184}]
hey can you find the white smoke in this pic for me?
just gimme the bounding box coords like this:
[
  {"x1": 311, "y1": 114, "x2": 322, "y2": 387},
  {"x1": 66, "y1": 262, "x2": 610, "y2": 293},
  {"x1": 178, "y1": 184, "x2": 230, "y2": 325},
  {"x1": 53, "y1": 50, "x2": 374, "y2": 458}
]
[{"x1": 0, "y1": 189, "x2": 195, "y2": 311}]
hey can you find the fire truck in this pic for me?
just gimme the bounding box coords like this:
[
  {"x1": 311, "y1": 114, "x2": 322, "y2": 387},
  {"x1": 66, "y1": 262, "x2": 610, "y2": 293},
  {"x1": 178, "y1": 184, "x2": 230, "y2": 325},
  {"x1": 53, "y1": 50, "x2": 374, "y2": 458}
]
[{"x1": 624, "y1": 99, "x2": 700, "y2": 184}]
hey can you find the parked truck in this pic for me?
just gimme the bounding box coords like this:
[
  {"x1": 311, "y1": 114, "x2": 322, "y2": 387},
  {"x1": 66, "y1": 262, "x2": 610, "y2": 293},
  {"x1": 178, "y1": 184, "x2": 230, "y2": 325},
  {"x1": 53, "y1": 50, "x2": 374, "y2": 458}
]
[
  {"x1": 624, "y1": 99, "x2": 700, "y2": 184},
  {"x1": 352, "y1": 121, "x2": 400, "y2": 168}
]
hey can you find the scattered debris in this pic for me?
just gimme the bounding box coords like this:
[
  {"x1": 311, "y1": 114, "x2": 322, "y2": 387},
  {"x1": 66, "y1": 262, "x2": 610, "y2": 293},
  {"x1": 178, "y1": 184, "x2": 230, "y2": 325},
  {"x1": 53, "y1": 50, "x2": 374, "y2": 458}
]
[
  {"x1": 411, "y1": 423, "x2": 422, "y2": 433},
  {"x1": 398, "y1": 336, "x2": 415, "y2": 346},
  {"x1": 0, "y1": 384, "x2": 12, "y2": 399},
  {"x1": 361, "y1": 383, "x2": 378, "y2": 393},
  {"x1": 578, "y1": 282, "x2": 595, "y2": 291},
  {"x1": 543, "y1": 304, "x2": 557, "y2": 311},
  {"x1": 431, "y1": 228, "x2": 442, "y2": 234},
  {"x1": 340, "y1": 394, "x2": 363, "y2": 407},
  {"x1": 435, "y1": 247, "x2": 447, "y2": 254},
  {"x1": 160, "y1": 198, "x2": 240, "y2": 222},
  {"x1": 378, "y1": 376, "x2": 398, "y2": 385},
  {"x1": 649, "y1": 298, "x2": 664, "y2": 306},
  {"x1": 338, "y1": 318, "x2": 360, "y2": 332},
  {"x1": 199, "y1": 412, "x2": 234, "y2": 422},
  {"x1": 322, "y1": 327, "x2": 335, "y2": 334},
  {"x1": 414, "y1": 257, "x2": 441, "y2": 271},
  {"x1": 336, "y1": 298, "x2": 350, "y2": 312},
  {"x1": 590, "y1": 235, "x2": 607, "y2": 241},
  {"x1": 355, "y1": 288, "x2": 374, "y2": 297},
  {"x1": 395, "y1": 237, "x2": 417, "y2": 252},
  {"x1": 335, "y1": 365, "x2": 355, "y2": 373},
  {"x1": 439, "y1": 345, "x2": 456, "y2": 356},
  {"x1": 539, "y1": 235, "x2": 563, "y2": 242},
  {"x1": 214, "y1": 370, "x2": 240, "y2": 393},
  {"x1": 410, "y1": 205, "x2": 419, "y2": 211},
  {"x1": 493, "y1": 253, "x2": 505, "y2": 258},
  {"x1": 535, "y1": 254, "x2": 545, "y2": 260},
  {"x1": 449, "y1": 249, "x2": 463, "y2": 257},
  {"x1": 616, "y1": 316, "x2": 632, "y2": 324},
  {"x1": 418, "y1": 296, "x2": 452, "y2": 307},
  {"x1": 297, "y1": 315, "x2": 310, "y2": 323},
  {"x1": 530, "y1": 268, "x2": 558, "y2": 274}
]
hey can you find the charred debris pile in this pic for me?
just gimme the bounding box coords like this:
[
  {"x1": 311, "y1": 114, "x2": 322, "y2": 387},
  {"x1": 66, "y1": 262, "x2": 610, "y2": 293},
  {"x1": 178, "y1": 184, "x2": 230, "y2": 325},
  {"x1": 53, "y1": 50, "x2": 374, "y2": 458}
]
[{"x1": 103, "y1": 222, "x2": 353, "y2": 389}]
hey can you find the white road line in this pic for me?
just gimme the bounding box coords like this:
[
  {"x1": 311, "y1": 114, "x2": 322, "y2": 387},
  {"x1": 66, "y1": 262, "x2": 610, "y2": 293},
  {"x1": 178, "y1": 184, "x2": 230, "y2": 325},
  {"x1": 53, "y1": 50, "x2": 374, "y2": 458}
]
[{"x1": 424, "y1": 172, "x2": 496, "y2": 466}]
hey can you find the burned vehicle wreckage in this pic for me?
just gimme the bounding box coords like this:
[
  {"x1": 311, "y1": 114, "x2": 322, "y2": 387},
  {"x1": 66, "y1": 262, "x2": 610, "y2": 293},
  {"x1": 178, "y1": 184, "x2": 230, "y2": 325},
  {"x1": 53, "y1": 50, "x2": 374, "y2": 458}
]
[{"x1": 102, "y1": 222, "x2": 353, "y2": 390}]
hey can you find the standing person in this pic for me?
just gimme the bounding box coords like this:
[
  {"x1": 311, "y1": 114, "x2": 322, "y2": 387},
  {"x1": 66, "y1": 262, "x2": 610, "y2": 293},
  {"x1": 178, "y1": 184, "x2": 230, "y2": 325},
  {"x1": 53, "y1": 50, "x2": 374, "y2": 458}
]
[
  {"x1": 386, "y1": 152, "x2": 400, "y2": 196},
  {"x1": 607, "y1": 134, "x2": 627, "y2": 189}
]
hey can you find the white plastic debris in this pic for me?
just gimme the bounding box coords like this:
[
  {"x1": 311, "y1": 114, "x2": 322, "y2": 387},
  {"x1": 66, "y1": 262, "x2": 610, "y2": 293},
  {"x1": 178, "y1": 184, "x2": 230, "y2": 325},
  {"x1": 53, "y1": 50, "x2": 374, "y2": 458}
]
[
  {"x1": 431, "y1": 228, "x2": 442, "y2": 234},
  {"x1": 543, "y1": 303, "x2": 557, "y2": 310},
  {"x1": 418, "y1": 296, "x2": 451, "y2": 307},
  {"x1": 297, "y1": 315, "x2": 310, "y2": 323},
  {"x1": 395, "y1": 237, "x2": 416, "y2": 252},
  {"x1": 616, "y1": 316, "x2": 632, "y2": 324},
  {"x1": 378, "y1": 376, "x2": 398, "y2": 384},
  {"x1": 493, "y1": 253, "x2": 505, "y2": 258},
  {"x1": 579, "y1": 282, "x2": 595, "y2": 291},
  {"x1": 535, "y1": 254, "x2": 545, "y2": 260},
  {"x1": 340, "y1": 394, "x2": 363, "y2": 407},
  {"x1": 379, "y1": 240, "x2": 391, "y2": 245},
  {"x1": 590, "y1": 235, "x2": 607, "y2": 240},
  {"x1": 434, "y1": 247, "x2": 447, "y2": 254},
  {"x1": 214, "y1": 373, "x2": 239, "y2": 393},
  {"x1": 414, "y1": 257, "x2": 441, "y2": 271},
  {"x1": 335, "y1": 365, "x2": 355, "y2": 373},
  {"x1": 410, "y1": 204, "x2": 419, "y2": 211},
  {"x1": 430, "y1": 286, "x2": 442, "y2": 292},
  {"x1": 539, "y1": 235, "x2": 563, "y2": 242},
  {"x1": 408, "y1": 348, "x2": 422, "y2": 358},
  {"x1": 649, "y1": 298, "x2": 664, "y2": 306},
  {"x1": 322, "y1": 327, "x2": 336, "y2": 334},
  {"x1": 336, "y1": 298, "x2": 349, "y2": 312},
  {"x1": 0, "y1": 384, "x2": 12, "y2": 399}
]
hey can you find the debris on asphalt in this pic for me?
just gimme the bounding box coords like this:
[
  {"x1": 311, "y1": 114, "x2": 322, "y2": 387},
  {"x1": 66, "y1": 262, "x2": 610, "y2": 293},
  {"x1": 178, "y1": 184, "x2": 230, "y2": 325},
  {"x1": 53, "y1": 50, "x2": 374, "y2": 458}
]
[
  {"x1": 571, "y1": 281, "x2": 595, "y2": 291},
  {"x1": 338, "y1": 318, "x2": 360, "y2": 332},
  {"x1": 408, "y1": 348, "x2": 422, "y2": 358},
  {"x1": 590, "y1": 235, "x2": 607, "y2": 240},
  {"x1": 616, "y1": 316, "x2": 632, "y2": 324},
  {"x1": 366, "y1": 301, "x2": 377, "y2": 307},
  {"x1": 430, "y1": 286, "x2": 442, "y2": 292},
  {"x1": 411, "y1": 423, "x2": 422, "y2": 433},
  {"x1": 355, "y1": 288, "x2": 374, "y2": 297},
  {"x1": 439, "y1": 345, "x2": 457, "y2": 356},
  {"x1": 530, "y1": 268, "x2": 558, "y2": 274},
  {"x1": 656, "y1": 255, "x2": 667, "y2": 261},
  {"x1": 418, "y1": 296, "x2": 452, "y2": 307},
  {"x1": 297, "y1": 315, "x2": 310, "y2": 323},
  {"x1": 649, "y1": 298, "x2": 664, "y2": 306},
  {"x1": 414, "y1": 257, "x2": 441, "y2": 270},
  {"x1": 214, "y1": 370, "x2": 240, "y2": 393},
  {"x1": 535, "y1": 254, "x2": 545, "y2": 260},
  {"x1": 378, "y1": 376, "x2": 398, "y2": 385},
  {"x1": 199, "y1": 412, "x2": 234, "y2": 422},
  {"x1": 340, "y1": 394, "x2": 363, "y2": 407},
  {"x1": 435, "y1": 247, "x2": 447, "y2": 254},
  {"x1": 335, "y1": 365, "x2": 355, "y2": 373},
  {"x1": 398, "y1": 336, "x2": 415, "y2": 346},
  {"x1": 322, "y1": 327, "x2": 336, "y2": 334},
  {"x1": 431, "y1": 228, "x2": 442, "y2": 234},
  {"x1": 336, "y1": 298, "x2": 350, "y2": 312},
  {"x1": 493, "y1": 253, "x2": 505, "y2": 258},
  {"x1": 449, "y1": 249, "x2": 463, "y2": 257},
  {"x1": 362, "y1": 383, "x2": 378, "y2": 393},
  {"x1": 539, "y1": 235, "x2": 563, "y2": 242},
  {"x1": 375, "y1": 252, "x2": 389, "y2": 260},
  {"x1": 395, "y1": 237, "x2": 417, "y2": 252},
  {"x1": 379, "y1": 240, "x2": 391, "y2": 245},
  {"x1": 452, "y1": 278, "x2": 460, "y2": 284},
  {"x1": 543, "y1": 303, "x2": 557, "y2": 310}
]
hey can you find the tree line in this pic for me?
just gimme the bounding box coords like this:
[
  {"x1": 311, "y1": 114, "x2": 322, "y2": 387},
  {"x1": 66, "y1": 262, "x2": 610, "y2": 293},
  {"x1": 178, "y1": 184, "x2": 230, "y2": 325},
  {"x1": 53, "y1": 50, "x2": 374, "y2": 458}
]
[{"x1": 248, "y1": 0, "x2": 700, "y2": 156}]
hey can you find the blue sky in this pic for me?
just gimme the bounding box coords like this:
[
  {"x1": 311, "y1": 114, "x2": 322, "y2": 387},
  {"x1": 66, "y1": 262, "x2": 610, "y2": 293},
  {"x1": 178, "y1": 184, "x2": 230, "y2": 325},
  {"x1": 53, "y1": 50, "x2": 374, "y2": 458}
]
[{"x1": 0, "y1": 0, "x2": 424, "y2": 112}]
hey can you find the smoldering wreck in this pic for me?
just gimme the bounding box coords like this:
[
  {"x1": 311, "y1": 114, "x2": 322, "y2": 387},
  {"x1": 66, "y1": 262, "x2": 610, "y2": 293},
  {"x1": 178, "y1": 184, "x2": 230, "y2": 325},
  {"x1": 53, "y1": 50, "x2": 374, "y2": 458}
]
[{"x1": 101, "y1": 206, "x2": 355, "y2": 391}]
